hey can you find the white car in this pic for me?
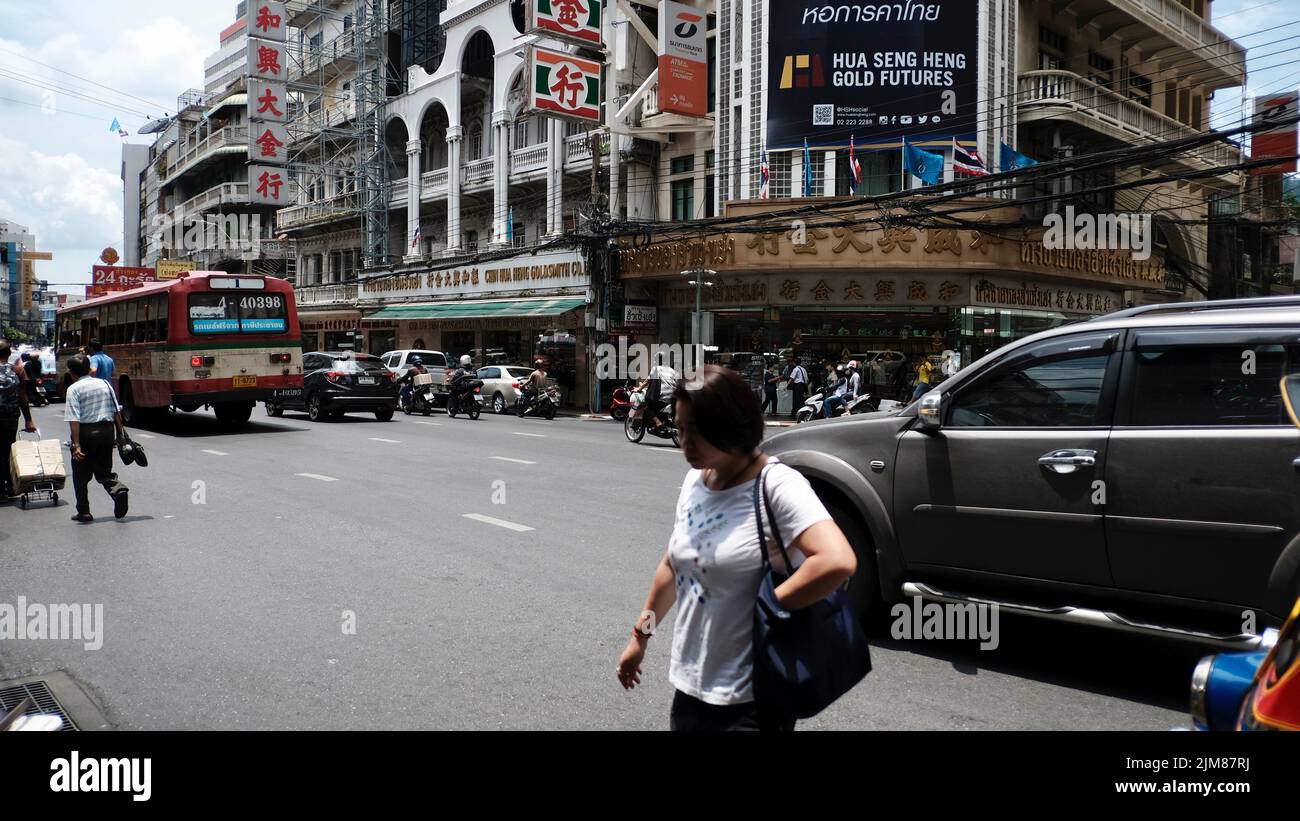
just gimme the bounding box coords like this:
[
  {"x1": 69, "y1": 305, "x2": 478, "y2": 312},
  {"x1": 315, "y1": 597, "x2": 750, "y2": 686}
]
[{"x1": 477, "y1": 365, "x2": 541, "y2": 414}]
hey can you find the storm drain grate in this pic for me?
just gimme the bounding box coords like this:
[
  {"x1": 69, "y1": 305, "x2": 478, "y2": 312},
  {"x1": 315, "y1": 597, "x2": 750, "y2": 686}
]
[{"x1": 0, "y1": 680, "x2": 79, "y2": 731}]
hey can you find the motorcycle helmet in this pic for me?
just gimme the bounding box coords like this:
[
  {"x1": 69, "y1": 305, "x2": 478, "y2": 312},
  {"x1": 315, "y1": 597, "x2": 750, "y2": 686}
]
[
  {"x1": 848, "y1": 360, "x2": 860, "y2": 370},
  {"x1": 410, "y1": 356, "x2": 423, "y2": 366},
  {"x1": 460, "y1": 354, "x2": 472, "y2": 367},
  {"x1": 118, "y1": 438, "x2": 148, "y2": 467}
]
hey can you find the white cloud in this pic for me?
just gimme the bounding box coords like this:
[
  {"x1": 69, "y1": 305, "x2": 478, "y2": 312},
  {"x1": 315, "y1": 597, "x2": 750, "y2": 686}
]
[{"x1": 0, "y1": 134, "x2": 122, "y2": 256}]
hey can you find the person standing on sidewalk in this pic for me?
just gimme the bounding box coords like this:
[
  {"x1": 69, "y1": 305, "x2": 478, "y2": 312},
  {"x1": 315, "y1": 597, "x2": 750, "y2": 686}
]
[
  {"x1": 88, "y1": 339, "x2": 115, "y2": 383},
  {"x1": 615, "y1": 366, "x2": 857, "y2": 730},
  {"x1": 761, "y1": 364, "x2": 779, "y2": 416},
  {"x1": 0, "y1": 340, "x2": 37, "y2": 498},
  {"x1": 63, "y1": 354, "x2": 128, "y2": 522},
  {"x1": 786, "y1": 358, "x2": 808, "y2": 420}
]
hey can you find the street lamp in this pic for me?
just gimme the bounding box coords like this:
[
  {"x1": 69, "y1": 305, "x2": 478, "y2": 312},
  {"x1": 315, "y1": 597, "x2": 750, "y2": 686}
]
[{"x1": 680, "y1": 268, "x2": 716, "y2": 348}]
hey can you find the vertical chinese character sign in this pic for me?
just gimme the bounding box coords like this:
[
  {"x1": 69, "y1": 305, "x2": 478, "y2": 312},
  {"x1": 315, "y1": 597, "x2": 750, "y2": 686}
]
[
  {"x1": 247, "y1": 3, "x2": 290, "y2": 207},
  {"x1": 529, "y1": 0, "x2": 602, "y2": 46},
  {"x1": 658, "y1": 1, "x2": 707, "y2": 117},
  {"x1": 529, "y1": 46, "x2": 602, "y2": 123}
]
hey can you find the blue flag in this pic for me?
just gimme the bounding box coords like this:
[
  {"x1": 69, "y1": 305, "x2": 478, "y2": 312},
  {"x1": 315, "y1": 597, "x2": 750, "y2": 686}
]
[
  {"x1": 802, "y1": 139, "x2": 813, "y2": 197},
  {"x1": 999, "y1": 142, "x2": 1037, "y2": 172},
  {"x1": 904, "y1": 141, "x2": 944, "y2": 185},
  {"x1": 109, "y1": 117, "x2": 120, "y2": 133}
]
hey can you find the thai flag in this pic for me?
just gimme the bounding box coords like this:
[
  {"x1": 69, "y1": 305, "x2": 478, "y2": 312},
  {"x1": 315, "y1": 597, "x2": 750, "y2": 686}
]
[
  {"x1": 849, "y1": 136, "x2": 862, "y2": 195},
  {"x1": 411, "y1": 224, "x2": 422, "y2": 251},
  {"x1": 759, "y1": 149, "x2": 770, "y2": 199},
  {"x1": 953, "y1": 140, "x2": 989, "y2": 177}
]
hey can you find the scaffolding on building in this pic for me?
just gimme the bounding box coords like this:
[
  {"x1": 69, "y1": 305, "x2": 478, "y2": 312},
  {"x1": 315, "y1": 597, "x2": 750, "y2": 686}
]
[{"x1": 284, "y1": 0, "x2": 391, "y2": 271}]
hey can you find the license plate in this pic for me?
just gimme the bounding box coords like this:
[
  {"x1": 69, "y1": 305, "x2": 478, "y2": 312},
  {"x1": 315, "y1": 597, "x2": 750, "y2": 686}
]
[
  {"x1": 474, "y1": 395, "x2": 485, "y2": 403},
  {"x1": 359, "y1": 377, "x2": 376, "y2": 385},
  {"x1": 233, "y1": 375, "x2": 257, "y2": 388}
]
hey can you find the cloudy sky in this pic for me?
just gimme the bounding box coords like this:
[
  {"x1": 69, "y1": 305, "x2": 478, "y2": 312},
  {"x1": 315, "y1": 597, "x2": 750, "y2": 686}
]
[{"x1": 0, "y1": 1, "x2": 1295, "y2": 292}]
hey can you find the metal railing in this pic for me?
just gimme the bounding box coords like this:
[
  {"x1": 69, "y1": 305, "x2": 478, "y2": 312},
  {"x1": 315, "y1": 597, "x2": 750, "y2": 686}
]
[
  {"x1": 276, "y1": 191, "x2": 361, "y2": 231},
  {"x1": 165, "y1": 126, "x2": 248, "y2": 181},
  {"x1": 177, "y1": 182, "x2": 249, "y2": 215},
  {"x1": 565, "y1": 132, "x2": 608, "y2": 165},
  {"x1": 289, "y1": 29, "x2": 357, "y2": 79},
  {"x1": 1017, "y1": 71, "x2": 1241, "y2": 171}
]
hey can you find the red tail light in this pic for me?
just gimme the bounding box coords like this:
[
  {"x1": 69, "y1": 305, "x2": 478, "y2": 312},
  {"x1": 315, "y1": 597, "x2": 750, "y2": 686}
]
[
  {"x1": 474, "y1": 386, "x2": 482, "y2": 394},
  {"x1": 269, "y1": 353, "x2": 291, "y2": 364},
  {"x1": 191, "y1": 355, "x2": 203, "y2": 368},
  {"x1": 511, "y1": 382, "x2": 520, "y2": 389},
  {"x1": 326, "y1": 371, "x2": 346, "y2": 383},
  {"x1": 389, "y1": 371, "x2": 399, "y2": 381}
]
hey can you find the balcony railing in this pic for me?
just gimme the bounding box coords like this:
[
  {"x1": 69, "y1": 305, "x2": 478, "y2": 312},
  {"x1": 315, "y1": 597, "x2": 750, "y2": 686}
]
[
  {"x1": 463, "y1": 158, "x2": 494, "y2": 187},
  {"x1": 295, "y1": 283, "x2": 358, "y2": 307},
  {"x1": 565, "y1": 132, "x2": 609, "y2": 165},
  {"x1": 510, "y1": 144, "x2": 548, "y2": 174},
  {"x1": 177, "y1": 182, "x2": 249, "y2": 215},
  {"x1": 421, "y1": 168, "x2": 448, "y2": 199},
  {"x1": 165, "y1": 126, "x2": 248, "y2": 181},
  {"x1": 389, "y1": 178, "x2": 408, "y2": 205},
  {"x1": 276, "y1": 192, "x2": 360, "y2": 231},
  {"x1": 1111, "y1": 0, "x2": 1244, "y2": 85},
  {"x1": 1017, "y1": 71, "x2": 1240, "y2": 172}
]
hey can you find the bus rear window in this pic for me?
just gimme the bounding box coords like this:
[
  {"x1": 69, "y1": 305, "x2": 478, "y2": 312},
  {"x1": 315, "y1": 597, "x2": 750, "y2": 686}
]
[{"x1": 189, "y1": 293, "x2": 287, "y2": 334}]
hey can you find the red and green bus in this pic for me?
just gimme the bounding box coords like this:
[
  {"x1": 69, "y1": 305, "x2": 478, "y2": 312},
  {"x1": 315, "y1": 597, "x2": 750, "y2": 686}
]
[{"x1": 56, "y1": 272, "x2": 303, "y2": 426}]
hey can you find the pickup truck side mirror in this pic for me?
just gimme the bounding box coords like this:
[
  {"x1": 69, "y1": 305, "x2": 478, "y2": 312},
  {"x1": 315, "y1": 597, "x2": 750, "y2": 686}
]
[
  {"x1": 917, "y1": 389, "x2": 945, "y2": 433},
  {"x1": 1282, "y1": 375, "x2": 1300, "y2": 429}
]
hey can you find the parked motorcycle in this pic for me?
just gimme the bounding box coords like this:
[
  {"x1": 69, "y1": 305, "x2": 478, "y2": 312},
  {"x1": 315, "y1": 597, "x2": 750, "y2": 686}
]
[
  {"x1": 517, "y1": 385, "x2": 560, "y2": 420},
  {"x1": 625, "y1": 393, "x2": 680, "y2": 447},
  {"x1": 445, "y1": 377, "x2": 484, "y2": 420},
  {"x1": 609, "y1": 380, "x2": 634, "y2": 421}
]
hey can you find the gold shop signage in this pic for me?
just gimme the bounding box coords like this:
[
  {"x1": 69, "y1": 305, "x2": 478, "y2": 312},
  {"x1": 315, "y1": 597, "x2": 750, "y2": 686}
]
[
  {"x1": 661, "y1": 273, "x2": 966, "y2": 308},
  {"x1": 971, "y1": 276, "x2": 1121, "y2": 315},
  {"x1": 360, "y1": 250, "x2": 588, "y2": 301},
  {"x1": 619, "y1": 217, "x2": 1168, "y2": 291},
  {"x1": 399, "y1": 309, "x2": 584, "y2": 332}
]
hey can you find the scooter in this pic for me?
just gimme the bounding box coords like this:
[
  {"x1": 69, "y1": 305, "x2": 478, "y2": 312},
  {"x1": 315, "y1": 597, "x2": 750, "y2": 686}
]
[
  {"x1": 796, "y1": 390, "x2": 879, "y2": 423},
  {"x1": 609, "y1": 381, "x2": 634, "y2": 421},
  {"x1": 517, "y1": 385, "x2": 560, "y2": 420}
]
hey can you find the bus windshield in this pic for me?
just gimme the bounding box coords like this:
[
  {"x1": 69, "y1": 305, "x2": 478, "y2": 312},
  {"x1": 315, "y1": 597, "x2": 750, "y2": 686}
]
[{"x1": 188, "y1": 292, "x2": 287, "y2": 334}]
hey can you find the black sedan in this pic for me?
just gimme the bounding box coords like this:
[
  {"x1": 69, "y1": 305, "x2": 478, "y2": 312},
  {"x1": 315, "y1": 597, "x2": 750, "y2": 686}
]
[{"x1": 266, "y1": 351, "x2": 398, "y2": 422}]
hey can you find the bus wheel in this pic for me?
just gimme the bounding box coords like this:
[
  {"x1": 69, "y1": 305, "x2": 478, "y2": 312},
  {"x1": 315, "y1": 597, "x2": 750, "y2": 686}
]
[{"x1": 215, "y1": 401, "x2": 253, "y2": 427}]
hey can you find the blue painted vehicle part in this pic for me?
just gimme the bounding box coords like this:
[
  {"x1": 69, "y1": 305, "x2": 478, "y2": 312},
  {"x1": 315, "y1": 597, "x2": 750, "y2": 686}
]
[{"x1": 1192, "y1": 651, "x2": 1268, "y2": 730}]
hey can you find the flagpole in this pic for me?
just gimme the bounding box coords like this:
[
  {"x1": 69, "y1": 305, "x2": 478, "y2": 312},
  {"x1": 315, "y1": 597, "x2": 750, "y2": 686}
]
[{"x1": 900, "y1": 136, "x2": 907, "y2": 193}]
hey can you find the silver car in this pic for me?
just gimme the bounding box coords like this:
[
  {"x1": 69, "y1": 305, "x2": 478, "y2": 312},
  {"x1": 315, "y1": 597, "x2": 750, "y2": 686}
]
[{"x1": 477, "y1": 365, "x2": 539, "y2": 414}]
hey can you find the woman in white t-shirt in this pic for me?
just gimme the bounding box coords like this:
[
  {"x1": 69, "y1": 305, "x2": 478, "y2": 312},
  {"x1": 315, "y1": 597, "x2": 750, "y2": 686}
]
[{"x1": 616, "y1": 365, "x2": 858, "y2": 731}]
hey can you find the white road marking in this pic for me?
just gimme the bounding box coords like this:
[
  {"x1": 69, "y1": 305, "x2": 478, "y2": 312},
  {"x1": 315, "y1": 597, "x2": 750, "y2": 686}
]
[
  {"x1": 409, "y1": 420, "x2": 442, "y2": 426},
  {"x1": 511, "y1": 432, "x2": 546, "y2": 438},
  {"x1": 202, "y1": 449, "x2": 229, "y2": 456},
  {"x1": 368, "y1": 438, "x2": 401, "y2": 444},
  {"x1": 462, "y1": 513, "x2": 534, "y2": 532},
  {"x1": 648, "y1": 447, "x2": 681, "y2": 454},
  {"x1": 295, "y1": 473, "x2": 338, "y2": 482},
  {"x1": 133, "y1": 433, "x2": 157, "y2": 439},
  {"x1": 489, "y1": 456, "x2": 536, "y2": 465}
]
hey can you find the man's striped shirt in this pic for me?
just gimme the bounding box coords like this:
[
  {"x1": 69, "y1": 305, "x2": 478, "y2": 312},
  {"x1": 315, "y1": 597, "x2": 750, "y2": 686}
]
[{"x1": 64, "y1": 377, "x2": 120, "y2": 424}]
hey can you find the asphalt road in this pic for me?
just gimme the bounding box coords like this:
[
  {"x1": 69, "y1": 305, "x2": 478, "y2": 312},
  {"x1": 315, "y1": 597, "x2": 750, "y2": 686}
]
[{"x1": 0, "y1": 401, "x2": 1204, "y2": 730}]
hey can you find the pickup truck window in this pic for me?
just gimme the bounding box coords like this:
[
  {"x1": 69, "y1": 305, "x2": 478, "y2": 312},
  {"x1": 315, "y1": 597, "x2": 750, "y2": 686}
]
[{"x1": 948, "y1": 343, "x2": 1111, "y2": 428}]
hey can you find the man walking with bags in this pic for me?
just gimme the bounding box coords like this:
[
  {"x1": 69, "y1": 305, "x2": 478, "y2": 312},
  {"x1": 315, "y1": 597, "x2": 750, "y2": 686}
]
[
  {"x1": 63, "y1": 354, "x2": 128, "y2": 522},
  {"x1": 0, "y1": 340, "x2": 38, "y2": 498},
  {"x1": 786, "y1": 357, "x2": 809, "y2": 421}
]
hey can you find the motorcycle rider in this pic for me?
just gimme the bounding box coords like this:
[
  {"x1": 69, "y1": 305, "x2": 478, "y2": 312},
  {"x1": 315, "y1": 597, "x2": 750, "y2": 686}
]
[
  {"x1": 640, "y1": 354, "x2": 680, "y2": 433},
  {"x1": 520, "y1": 360, "x2": 548, "y2": 409},
  {"x1": 397, "y1": 355, "x2": 428, "y2": 408},
  {"x1": 448, "y1": 354, "x2": 476, "y2": 408},
  {"x1": 822, "y1": 364, "x2": 851, "y2": 419}
]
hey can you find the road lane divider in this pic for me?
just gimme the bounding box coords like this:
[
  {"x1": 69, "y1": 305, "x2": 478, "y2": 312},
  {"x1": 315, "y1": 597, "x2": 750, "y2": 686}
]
[
  {"x1": 489, "y1": 456, "x2": 536, "y2": 465},
  {"x1": 201, "y1": 450, "x2": 229, "y2": 456},
  {"x1": 511, "y1": 432, "x2": 546, "y2": 438},
  {"x1": 368, "y1": 438, "x2": 401, "y2": 444},
  {"x1": 295, "y1": 473, "x2": 339, "y2": 482},
  {"x1": 462, "y1": 513, "x2": 534, "y2": 532}
]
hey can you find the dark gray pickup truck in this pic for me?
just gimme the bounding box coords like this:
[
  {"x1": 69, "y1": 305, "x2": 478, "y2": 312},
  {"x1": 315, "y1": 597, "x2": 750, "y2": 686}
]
[{"x1": 763, "y1": 297, "x2": 1300, "y2": 649}]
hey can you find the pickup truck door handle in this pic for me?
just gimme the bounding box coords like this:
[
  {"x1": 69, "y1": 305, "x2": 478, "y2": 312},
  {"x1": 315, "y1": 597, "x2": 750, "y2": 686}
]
[{"x1": 1038, "y1": 449, "x2": 1097, "y2": 475}]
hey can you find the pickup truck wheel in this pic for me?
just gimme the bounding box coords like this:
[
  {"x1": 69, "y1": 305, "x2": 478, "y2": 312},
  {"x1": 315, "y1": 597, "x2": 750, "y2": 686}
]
[{"x1": 824, "y1": 500, "x2": 883, "y2": 629}]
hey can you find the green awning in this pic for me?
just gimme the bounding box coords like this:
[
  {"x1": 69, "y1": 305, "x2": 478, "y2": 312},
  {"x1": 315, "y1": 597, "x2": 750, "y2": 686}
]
[{"x1": 366, "y1": 297, "x2": 586, "y2": 321}]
